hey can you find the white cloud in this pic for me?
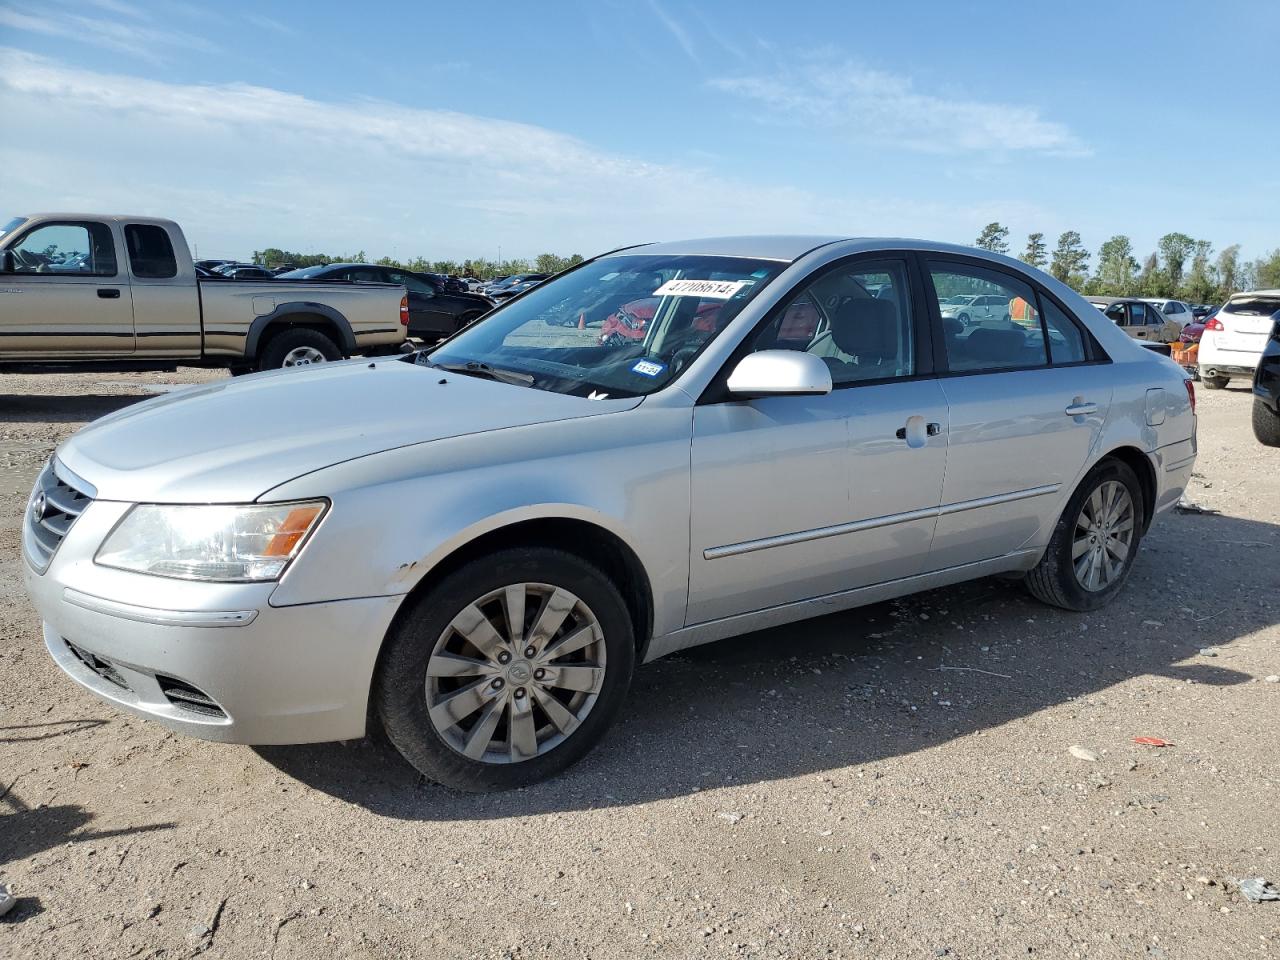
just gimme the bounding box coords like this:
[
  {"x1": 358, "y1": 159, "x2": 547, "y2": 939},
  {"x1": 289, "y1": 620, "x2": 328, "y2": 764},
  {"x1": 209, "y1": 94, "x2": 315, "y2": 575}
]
[
  {"x1": 646, "y1": 0, "x2": 698, "y2": 63},
  {"x1": 0, "y1": 48, "x2": 1051, "y2": 260},
  {"x1": 712, "y1": 58, "x2": 1088, "y2": 157},
  {"x1": 0, "y1": 5, "x2": 217, "y2": 62}
]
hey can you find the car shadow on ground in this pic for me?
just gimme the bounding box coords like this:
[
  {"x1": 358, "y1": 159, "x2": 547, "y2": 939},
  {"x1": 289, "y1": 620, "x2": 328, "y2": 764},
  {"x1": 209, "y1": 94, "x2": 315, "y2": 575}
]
[
  {"x1": 258, "y1": 510, "x2": 1278, "y2": 821},
  {"x1": 0, "y1": 394, "x2": 147, "y2": 424}
]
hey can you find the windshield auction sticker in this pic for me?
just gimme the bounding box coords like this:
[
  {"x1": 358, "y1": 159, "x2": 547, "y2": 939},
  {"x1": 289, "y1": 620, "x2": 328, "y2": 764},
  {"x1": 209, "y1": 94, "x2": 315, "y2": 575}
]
[{"x1": 652, "y1": 278, "x2": 750, "y2": 299}]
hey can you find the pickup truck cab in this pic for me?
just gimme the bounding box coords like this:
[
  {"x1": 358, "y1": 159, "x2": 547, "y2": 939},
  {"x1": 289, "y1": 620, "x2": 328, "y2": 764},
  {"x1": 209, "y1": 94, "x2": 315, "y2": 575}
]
[{"x1": 0, "y1": 214, "x2": 408, "y2": 371}]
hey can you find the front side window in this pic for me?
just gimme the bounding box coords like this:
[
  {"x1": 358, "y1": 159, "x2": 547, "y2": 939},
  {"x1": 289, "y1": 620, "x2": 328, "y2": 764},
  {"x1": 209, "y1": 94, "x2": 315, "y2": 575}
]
[
  {"x1": 125, "y1": 224, "x2": 177, "y2": 279},
  {"x1": 8, "y1": 221, "x2": 117, "y2": 277},
  {"x1": 748, "y1": 259, "x2": 915, "y2": 385},
  {"x1": 426, "y1": 254, "x2": 784, "y2": 397},
  {"x1": 929, "y1": 261, "x2": 1048, "y2": 371},
  {"x1": 1129, "y1": 302, "x2": 1149, "y2": 324}
]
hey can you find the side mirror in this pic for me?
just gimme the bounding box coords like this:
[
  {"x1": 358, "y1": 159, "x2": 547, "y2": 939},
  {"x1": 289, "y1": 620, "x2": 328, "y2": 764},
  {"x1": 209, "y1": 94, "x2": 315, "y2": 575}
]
[
  {"x1": 0, "y1": 250, "x2": 12, "y2": 274},
  {"x1": 726, "y1": 350, "x2": 832, "y2": 399}
]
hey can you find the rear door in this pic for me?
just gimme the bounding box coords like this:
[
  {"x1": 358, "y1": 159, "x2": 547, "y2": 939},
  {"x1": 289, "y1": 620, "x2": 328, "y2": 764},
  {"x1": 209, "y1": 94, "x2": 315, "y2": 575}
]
[
  {"x1": 925, "y1": 256, "x2": 1112, "y2": 570},
  {"x1": 688, "y1": 255, "x2": 948, "y2": 624},
  {"x1": 0, "y1": 219, "x2": 134, "y2": 357}
]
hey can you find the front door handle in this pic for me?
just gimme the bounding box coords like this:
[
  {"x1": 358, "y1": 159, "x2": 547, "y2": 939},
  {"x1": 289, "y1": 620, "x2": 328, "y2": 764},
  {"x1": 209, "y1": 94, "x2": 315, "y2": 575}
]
[
  {"x1": 97, "y1": 288, "x2": 121, "y2": 299},
  {"x1": 1065, "y1": 398, "x2": 1098, "y2": 417}
]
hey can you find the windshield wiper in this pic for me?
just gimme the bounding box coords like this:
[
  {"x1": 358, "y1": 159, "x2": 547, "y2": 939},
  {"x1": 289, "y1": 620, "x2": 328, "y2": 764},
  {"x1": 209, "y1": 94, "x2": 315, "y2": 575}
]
[{"x1": 430, "y1": 360, "x2": 536, "y2": 386}]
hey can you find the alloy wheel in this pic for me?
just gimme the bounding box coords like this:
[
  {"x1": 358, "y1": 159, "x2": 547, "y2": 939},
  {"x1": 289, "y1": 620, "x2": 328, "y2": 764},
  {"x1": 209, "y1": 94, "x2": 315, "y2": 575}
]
[
  {"x1": 1072, "y1": 480, "x2": 1135, "y2": 591},
  {"x1": 282, "y1": 345, "x2": 327, "y2": 367},
  {"x1": 424, "y1": 583, "x2": 607, "y2": 764}
]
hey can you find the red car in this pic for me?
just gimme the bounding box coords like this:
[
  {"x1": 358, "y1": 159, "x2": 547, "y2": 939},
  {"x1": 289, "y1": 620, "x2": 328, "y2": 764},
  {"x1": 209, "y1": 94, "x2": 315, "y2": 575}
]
[{"x1": 599, "y1": 297, "x2": 723, "y2": 345}]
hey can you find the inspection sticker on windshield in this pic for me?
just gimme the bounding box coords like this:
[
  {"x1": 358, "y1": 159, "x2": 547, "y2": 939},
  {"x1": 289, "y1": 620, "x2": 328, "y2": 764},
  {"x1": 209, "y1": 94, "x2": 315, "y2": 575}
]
[
  {"x1": 631, "y1": 359, "x2": 667, "y2": 377},
  {"x1": 652, "y1": 278, "x2": 750, "y2": 299}
]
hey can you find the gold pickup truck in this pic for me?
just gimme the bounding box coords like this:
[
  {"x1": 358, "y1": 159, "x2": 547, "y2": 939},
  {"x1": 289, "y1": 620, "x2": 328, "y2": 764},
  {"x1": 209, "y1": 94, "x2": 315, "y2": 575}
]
[{"x1": 0, "y1": 214, "x2": 408, "y2": 372}]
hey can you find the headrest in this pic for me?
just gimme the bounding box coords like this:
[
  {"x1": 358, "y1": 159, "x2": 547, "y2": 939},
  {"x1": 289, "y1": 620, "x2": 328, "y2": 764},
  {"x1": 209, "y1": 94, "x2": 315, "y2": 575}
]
[{"x1": 830, "y1": 297, "x2": 899, "y2": 361}]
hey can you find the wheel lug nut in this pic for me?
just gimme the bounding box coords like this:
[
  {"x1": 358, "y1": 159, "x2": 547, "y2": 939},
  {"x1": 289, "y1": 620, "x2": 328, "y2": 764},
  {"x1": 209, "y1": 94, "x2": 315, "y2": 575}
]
[
  {"x1": 534, "y1": 668, "x2": 546, "y2": 681},
  {"x1": 497, "y1": 651, "x2": 511, "y2": 664},
  {"x1": 514, "y1": 687, "x2": 526, "y2": 699},
  {"x1": 491, "y1": 678, "x2": 504, "y2": 690},
  {"x1": 524, "y1": 646, "x2": 536, "y2": 658}
]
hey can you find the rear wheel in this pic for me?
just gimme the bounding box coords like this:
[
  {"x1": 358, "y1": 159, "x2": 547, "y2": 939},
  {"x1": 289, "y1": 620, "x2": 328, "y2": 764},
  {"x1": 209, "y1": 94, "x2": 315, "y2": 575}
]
[
  {"x1": 375, "y1": 547, "x2": 635, "y2": 791},
  {"x1": 1201, "y1": 374, "x2": 1229, "y2": 389},
  {"x1": 1253, "y1": 399, "x2": 1280, "y2": 447},
  {"x1": 1025, "y1": 458, "x2": 1144, "y2": 611},
  {"x1": 257, "y1": 328, "x2": 342, "y2": 371}
]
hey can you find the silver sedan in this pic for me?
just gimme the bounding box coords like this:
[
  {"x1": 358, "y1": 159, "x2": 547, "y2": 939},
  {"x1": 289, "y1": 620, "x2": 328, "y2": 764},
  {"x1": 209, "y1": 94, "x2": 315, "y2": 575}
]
[{"x1": 23, "y1": 236, "x2": 1197, "y2": 790}]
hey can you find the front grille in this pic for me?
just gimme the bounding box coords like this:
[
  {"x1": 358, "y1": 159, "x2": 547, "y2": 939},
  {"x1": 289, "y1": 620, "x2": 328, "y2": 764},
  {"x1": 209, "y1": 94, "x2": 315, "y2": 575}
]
[
  {"x1": 65, "y1": 639, "x2": 130, "y2": 690},
  {"x1": 25, "y1": 459, "x2": 94, "y2": 572},
  {"x1": 156, "y1": 675, "x2": 227, "y2": 719}
]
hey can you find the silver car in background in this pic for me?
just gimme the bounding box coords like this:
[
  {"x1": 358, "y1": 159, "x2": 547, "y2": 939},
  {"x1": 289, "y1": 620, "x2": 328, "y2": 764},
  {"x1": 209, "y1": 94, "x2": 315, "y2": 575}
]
[{"x1": 23, "y1": 236, "x2": 1197, "y2": 791}]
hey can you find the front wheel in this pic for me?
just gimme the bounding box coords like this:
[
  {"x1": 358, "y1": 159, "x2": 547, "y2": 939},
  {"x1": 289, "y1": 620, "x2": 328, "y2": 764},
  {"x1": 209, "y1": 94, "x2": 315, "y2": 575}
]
[
  {"x1": 375, "y1": 548, "x2": 635, "y2": 791},
  {"x1": 1253, "y1": 399, "x2": 1280, "y2": 447},
  {"x1": 1025, "y1": 458, "x2": 1144, "y2": 611}
]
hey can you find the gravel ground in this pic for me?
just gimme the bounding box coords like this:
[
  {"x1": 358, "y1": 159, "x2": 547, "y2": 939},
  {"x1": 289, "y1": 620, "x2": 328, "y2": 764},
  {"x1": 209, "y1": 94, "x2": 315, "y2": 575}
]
[{"x1": 1, "y1": 368, "x2": 1278, "y2": 959}]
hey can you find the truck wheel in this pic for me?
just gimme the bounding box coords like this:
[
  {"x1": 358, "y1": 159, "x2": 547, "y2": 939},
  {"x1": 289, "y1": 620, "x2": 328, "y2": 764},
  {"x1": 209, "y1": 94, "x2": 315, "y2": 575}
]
[
  {"x1": 258, "y1": 328, "x2": 342, "y2": 371},
  {"x1": 1200, "y1": 373, "x2": 1228, "y2": 389},
  {"x1": 375, "y1": 547, "x2": 635, "y2": 792},
  {"x1": 1024, "y1": 458, "x2": 1144, "y2": 612},
  {"x1": 1253, "y1": 399, "x2": 1280, "y2": 447}
]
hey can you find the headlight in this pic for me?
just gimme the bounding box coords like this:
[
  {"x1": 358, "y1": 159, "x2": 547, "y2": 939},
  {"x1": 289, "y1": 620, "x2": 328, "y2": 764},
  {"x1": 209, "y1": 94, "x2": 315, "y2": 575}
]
[{"x1": 95, "y1": 501, "x2": 327, "y2": 582}]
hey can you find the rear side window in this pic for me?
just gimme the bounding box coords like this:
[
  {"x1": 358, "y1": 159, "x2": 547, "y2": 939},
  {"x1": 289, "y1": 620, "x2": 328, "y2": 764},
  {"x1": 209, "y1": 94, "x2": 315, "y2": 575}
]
[
  {"x1": 125, "y1": 224, "x2": 177, "y2": 279},
  {"x1": 928, "y1": 261, "x2": 1048, "y2": 372},
  {"x1": 8, "y1": 221, "x2": 117, "y2": 277},
  {"x1": 1130, "y1": 303, "x2": 1149, "y2": 324},
  {"x1": 1039, "y1": 298, "x2": 1088, "y2": 363}
]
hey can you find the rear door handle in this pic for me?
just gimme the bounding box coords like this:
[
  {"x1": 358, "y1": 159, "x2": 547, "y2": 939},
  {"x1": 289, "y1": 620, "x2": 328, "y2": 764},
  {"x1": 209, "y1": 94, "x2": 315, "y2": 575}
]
[
  {"x1": 97, "y1": 288, "x2": 121, "y2": 299},
  {"x1": 1065, "y1": 399, "x2": 1097, "y2": 417}
]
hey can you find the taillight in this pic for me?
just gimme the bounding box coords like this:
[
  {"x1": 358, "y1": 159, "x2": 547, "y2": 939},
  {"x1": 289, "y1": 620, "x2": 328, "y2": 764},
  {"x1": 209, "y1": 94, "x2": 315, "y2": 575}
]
[
  {"x1": 1204, "y1": 317, "x2": 1223, "y2": 331},
  {"x1": 1184, "y1": 378, "x2": 1196, "y2": 415},
  {"x1": 399, "y1": 295, "x2": 409, "y2": 326}
]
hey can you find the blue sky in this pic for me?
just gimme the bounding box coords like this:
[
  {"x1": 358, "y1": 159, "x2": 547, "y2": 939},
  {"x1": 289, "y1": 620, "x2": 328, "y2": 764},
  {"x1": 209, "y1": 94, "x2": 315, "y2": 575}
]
[{"x1": 1, "y1": 0, "x2": 1276, "y2": 264}]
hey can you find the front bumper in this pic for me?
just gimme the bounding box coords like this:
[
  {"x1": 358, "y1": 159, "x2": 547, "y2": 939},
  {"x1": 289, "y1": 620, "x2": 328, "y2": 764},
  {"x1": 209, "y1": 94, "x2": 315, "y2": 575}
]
[{"x1": 24, "y1": 496, "x2": 402, "y2": 744}]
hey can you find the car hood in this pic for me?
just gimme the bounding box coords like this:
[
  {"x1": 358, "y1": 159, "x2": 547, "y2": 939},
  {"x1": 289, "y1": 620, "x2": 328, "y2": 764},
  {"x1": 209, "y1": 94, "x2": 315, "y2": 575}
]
[{"x1": 57, "y1": 358, "x2": 641, "y2": 503}]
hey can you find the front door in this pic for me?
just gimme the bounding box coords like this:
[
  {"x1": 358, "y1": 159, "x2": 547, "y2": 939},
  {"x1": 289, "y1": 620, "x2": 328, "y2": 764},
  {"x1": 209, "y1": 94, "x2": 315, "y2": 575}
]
[
  {"x1": 687, "y1": 257, "x2": 948, "y2": 625},
  {"x1": 0, "y1": 219, "x2": 134, "y2": 357},
  {"x1": 924, "y1": 258, "x2": 1112, "y2": 569}
]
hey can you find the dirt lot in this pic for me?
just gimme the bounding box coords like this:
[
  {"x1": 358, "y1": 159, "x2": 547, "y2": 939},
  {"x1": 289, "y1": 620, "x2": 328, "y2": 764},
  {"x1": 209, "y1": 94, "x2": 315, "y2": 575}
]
[{"x1": 2, "y1": 368, "x2": 1278, "y2": 959}]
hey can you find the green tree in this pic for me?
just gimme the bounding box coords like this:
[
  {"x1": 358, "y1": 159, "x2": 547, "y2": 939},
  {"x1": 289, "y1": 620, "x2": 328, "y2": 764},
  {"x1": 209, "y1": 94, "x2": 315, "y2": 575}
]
[
  {"x1": 1254, "y1": 249, "x2": 1280, "y2": 289},
  {"x1": 974, "y1": 222, "x2": 1010, "y2": 254},
  {"x1": 1019, "y1": 232, "x2": 1048, "y2": 269},
  {"x1": 1050, "y1": 231, "x2": 1090, "y2": 287},
  {"x1": 1181, "y1": 240, "x2": 1215, "y2": 303},
  {"x1": 1095, "y1": 235, "x2": 1138, "y2": 295},
  {"x1": 1156, "y1": 232, "x2": 1195, "y2": 292},
  {"x1": 1215, "y1": 245, "x2": 1241, "y2": 298}
]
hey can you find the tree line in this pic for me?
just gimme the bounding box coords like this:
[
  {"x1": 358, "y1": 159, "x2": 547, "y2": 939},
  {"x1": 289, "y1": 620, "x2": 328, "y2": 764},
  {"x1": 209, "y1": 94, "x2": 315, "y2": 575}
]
[
  {"x1": 973, "y1": 223, "x2": 1280, "y2": 303},
  {"x1": 251, "y1": 247, "x2": 585, "y2": 280}
]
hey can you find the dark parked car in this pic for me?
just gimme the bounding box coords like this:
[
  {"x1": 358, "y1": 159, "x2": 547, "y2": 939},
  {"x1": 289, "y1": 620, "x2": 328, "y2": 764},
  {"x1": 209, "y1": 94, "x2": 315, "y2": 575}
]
[
  {"x1": 1252, "y1": 314, "x2": 1280, "y2": 446},
  {"x1": 489, "y1": 273, "x2": 550, "y2": 302},
  {"x1": 224, "y1": 265, "x2": 275, "y2": 280},
  {"x1": 276, "y1": 263, "x2": 494, "y2": 340}
]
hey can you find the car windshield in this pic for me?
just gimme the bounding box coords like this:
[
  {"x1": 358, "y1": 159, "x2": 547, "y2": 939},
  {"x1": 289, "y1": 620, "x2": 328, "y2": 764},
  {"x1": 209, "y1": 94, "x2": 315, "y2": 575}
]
[{"x1": 421, "y1": 254, "x2": 784, "y2": 397}]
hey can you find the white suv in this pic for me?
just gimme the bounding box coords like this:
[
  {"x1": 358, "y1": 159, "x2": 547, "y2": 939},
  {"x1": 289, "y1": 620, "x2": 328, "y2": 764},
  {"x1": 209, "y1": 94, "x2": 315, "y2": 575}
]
[{"x1": 1198, "y1": 290, "x2": 1280, "y2": 389}]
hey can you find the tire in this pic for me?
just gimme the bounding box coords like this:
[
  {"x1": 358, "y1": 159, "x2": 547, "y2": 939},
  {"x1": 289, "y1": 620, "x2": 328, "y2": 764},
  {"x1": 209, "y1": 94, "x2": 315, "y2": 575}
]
[
  {"x1": 1025, "y1": 458, "x2": 1144, "y2": 612},
  {"x1": 1253, "y1": 399, "x2": 1280, "y2": 447},
  {"x1": 958, "y1": 313, "x2": 970, "y2": 325},
  {"x1": 257, "y1": 327, "x2": 342, "y2": 371},
  {"x1": 1201, "y1": 374, "x2": 1228, "y2": 390},
  {"x1": 375, "y1": 547, "x2": 636, "y2": 791}
]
